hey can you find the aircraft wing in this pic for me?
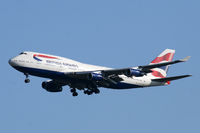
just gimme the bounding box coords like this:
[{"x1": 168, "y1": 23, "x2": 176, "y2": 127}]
[
  {"x1": 101, "y1": 56, "x2": 191, "y2": 76},
  {"x1": 138, "y1": 56, "x2": 190, "y2": 70},
  {"x1": 64, "y1": 56, "x2": 190, "y2": 82},
  {"x1": 65, "y1": 70, "x2": 124, "y2": 85}
]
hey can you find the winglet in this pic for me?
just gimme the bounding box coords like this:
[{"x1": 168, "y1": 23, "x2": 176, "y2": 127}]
[{"x1": 180, "y1": 56, "x2": 191, "y2": 62}]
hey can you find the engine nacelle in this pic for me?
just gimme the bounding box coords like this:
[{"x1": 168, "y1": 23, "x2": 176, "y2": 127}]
[
  {"x1": 88, "y1": 73, "x2": 103, "y2": 81},
  {"x1": 42, "y1": 81, "x2": 62, "y2": 92},
  {"x1": 126, "y1": 69, "x2": 145, "y2": 77}
]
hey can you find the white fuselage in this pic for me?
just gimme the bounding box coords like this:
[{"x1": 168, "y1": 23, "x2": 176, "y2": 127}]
[{"x1": 9, "y1": 51, "x2": 164, "y2": 89}]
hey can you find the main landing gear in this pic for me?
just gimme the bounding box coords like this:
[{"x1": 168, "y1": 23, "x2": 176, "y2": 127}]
[
  {"x1": 84, "y1": 88, "x2": 100, "y2": 95},
  {"x1": 70, "y1": 88, "x2": 78, "y2": 97},
  {"x1": 70, "y1": 88, "x2": 100, "y2": 97},
  {"x1": 24, "y1": 73, "x2": 30, "y2": 83}
]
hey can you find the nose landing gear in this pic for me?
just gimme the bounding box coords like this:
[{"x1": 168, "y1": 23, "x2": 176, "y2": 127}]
[
  {"x1": 25, "y1": 78, "x2": 30, "y2": 83},
  {"x1": 24, "y1": 73, "x2": 30, "y2": 83}
]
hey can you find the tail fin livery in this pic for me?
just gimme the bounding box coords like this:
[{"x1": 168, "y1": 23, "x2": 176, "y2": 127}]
[{"x1": 148, "y1": 49, "x2": 175, "y2": 79}]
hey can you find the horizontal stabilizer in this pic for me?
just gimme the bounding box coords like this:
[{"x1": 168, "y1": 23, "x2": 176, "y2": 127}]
[{"x1": 152, "y1": 75, "x2": 192, "y2": 82}]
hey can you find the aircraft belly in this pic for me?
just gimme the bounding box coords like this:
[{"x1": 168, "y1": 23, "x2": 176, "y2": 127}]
[
  {"x1": 13, "y1": 66, "x2": 67, "y2": 80},
  {"x1": 106, "y1": 77, "x2": 151, "y2": 89}
]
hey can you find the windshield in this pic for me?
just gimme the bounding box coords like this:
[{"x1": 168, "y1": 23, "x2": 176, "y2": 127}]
[{"x1": 19, "y1": 52, "x2": 27, "y2": 55}]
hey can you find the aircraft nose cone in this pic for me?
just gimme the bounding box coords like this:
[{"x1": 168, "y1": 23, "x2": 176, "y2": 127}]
[
  {"x1": 8, "y1": 59, "x2": 11, "y2": 65},
  {"x1": 8, "y1": 59, "x2": 14, "y2": 66}
]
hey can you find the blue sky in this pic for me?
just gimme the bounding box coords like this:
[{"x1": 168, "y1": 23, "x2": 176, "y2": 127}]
[{"x1": 0, "y1": 0, "x2": 199, "y2": 133}]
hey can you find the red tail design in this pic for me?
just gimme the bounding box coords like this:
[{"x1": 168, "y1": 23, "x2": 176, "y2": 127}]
[
  {"x1": 148, "y1": 49, "x2": 175, "y2": 79},
  {"x1": 151, "y1": 70, "x2": 165, "y2": 78},
  {"x1": 151, "y1": 53, "x2": 174, "y2": 63}
]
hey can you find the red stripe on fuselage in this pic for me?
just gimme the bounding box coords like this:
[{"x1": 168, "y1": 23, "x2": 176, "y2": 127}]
[
  {"x1": 151, "y1": 53, "x2": 174, "y2": 63},
  {"x1": 33, "y1": 54, "x2": 58, "y2": 59}
]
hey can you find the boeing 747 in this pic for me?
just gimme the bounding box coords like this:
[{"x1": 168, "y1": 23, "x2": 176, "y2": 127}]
[{"x1": 9, "y1": 49, "x2": 191, "y2": 96}]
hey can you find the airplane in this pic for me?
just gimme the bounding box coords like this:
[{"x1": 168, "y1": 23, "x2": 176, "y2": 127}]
[{"x1": 8, "y1": 49, "x2": 191, "y2": 96}]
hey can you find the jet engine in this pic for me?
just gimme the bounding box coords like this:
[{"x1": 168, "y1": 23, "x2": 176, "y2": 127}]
[
  {"x1": 126, "y1": 69, "x2": 145, "y2": 77},
  {"x1": 88, "y1": 73, "x2": 103, "y2": 81},
  {"x1": 42, "y1": 81, "x2": 62, "y2": 92}
]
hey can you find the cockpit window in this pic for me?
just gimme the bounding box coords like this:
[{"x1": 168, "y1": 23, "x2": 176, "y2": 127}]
[{"x1": 19, "y1": 52, "x2": 27, "y2": 55}]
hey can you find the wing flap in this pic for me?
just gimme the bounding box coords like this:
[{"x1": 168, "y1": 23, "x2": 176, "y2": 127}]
[{"x1": 102, "y1": 68, "x2": 130, "y2": 76}]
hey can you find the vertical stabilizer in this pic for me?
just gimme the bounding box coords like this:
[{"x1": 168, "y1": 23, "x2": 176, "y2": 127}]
[{"x1": 148, "y1": 49, "x2": 175, "y2": 79}]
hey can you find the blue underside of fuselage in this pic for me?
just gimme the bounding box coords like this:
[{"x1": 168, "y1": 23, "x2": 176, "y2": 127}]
[{"x1": 13, "y1": 66, "x2": 141, "y2": 89}]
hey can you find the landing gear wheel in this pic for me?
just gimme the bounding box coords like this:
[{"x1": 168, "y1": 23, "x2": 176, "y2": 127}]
[
  {"x1": 84, "y1": 90, "x2": 88, "y2": 94},
  {"x1": 72, "y1": 92, "x2": 78, "y2": 96},
  {"x1": 24, "y1": 73, "x2": 30, "y2": 83},
  {"x1": 70, "y1": 88, "x2": 76, "y2": 93},
  {"x1": 87, "y1": 91, "x2": 93, "y2": 95},
  {"x1": 94, "y1": 89, "x2": 100, "y2": 94},
  {"x1": 25, "y1": 78, "x2": 30, "y2": 83}
]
